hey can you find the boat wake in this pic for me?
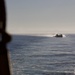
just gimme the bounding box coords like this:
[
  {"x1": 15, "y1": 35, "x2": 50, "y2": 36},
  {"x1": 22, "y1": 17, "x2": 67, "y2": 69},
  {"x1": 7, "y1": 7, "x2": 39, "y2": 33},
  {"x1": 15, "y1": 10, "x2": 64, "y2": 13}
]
[
  {"x1": 29, "y1": 34, "x2": 66, "y2": 38},
  {"x1": 62, "y1": 34, "x2": 66, "y2": 37}
]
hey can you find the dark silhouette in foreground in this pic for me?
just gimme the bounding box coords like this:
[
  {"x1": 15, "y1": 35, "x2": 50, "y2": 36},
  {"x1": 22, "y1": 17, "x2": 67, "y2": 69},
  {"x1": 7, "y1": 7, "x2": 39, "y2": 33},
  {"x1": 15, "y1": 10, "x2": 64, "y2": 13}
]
[
  {"x1": 0, "y1": 0, "x2": 11, "y2": 75},
  {"x1": 54, "y1": 34, "x2": 63, "y2": 38}
]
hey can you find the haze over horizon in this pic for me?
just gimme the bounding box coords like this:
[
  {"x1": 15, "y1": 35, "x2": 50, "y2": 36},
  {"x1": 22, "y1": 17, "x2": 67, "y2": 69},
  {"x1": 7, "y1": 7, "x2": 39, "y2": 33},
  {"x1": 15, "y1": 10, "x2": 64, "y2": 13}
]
[{"x1": 6, "y1": 0, "x2": 75, "y2": 34}]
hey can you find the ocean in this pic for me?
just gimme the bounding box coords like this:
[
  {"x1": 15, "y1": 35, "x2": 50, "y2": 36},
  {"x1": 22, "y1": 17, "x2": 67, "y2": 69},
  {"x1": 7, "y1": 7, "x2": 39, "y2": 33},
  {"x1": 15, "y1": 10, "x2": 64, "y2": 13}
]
[{"x1": 8, "y1": 34, "x2": 75, "y2": 75}]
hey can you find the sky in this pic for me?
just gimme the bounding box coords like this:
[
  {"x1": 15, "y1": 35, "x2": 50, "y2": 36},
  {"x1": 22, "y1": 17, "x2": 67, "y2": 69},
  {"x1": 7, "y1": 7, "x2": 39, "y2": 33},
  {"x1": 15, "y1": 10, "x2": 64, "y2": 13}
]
[{"x1": 6, "y1": 0, "x2": 75, "y2": 34}]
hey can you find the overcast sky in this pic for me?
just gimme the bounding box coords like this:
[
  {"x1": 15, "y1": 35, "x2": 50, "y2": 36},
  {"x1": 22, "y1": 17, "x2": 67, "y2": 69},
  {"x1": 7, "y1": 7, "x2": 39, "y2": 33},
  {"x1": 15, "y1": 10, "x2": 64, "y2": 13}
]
[{"x1": 6, "y1": 0, "x2": 75, "y2": 34}]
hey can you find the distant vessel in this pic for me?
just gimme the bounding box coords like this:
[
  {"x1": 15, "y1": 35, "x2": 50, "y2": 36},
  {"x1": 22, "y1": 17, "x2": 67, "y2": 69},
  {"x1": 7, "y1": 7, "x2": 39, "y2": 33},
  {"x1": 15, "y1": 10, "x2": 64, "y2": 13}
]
[{"x1": 54, "y1": 34, "x2": 63, "y2": 37}]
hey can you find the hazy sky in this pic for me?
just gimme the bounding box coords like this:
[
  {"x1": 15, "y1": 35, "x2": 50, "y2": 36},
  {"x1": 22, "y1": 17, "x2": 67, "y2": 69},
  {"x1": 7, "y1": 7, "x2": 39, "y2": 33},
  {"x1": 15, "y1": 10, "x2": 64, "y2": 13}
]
[{"x1": 6, "y1": 0, "x2": 75, "y2": 34}]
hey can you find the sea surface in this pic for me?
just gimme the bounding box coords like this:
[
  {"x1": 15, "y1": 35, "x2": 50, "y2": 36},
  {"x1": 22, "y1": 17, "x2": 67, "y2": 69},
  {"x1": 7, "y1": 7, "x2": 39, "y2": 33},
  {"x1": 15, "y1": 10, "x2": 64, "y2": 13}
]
[{"x1": 8, "y1": 34, "x2": 75, "y2": 75}]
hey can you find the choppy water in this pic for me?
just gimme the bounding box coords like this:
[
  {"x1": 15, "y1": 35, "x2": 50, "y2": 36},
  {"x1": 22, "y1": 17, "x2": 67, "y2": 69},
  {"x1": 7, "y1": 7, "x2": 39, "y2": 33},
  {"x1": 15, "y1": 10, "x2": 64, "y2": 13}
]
[{"x1": 8, "y1": 34, "x2": 75, "y2": 75}]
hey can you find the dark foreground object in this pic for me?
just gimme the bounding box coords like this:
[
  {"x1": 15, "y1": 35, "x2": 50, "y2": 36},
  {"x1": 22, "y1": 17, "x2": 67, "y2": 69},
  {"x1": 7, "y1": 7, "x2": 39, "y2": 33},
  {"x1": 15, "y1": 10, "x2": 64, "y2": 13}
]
[
  {"x1": 0, "y1": 0, "x2": 11, "y2": 75},
  {"x1": 55, "y1": 34, "x2": 63, "y2": 38}
]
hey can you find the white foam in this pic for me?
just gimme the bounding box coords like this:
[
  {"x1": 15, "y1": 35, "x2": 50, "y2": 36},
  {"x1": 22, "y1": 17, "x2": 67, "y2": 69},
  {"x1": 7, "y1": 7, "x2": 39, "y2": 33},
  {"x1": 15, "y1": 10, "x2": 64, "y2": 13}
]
[
  {"x1": 39, "y1": 35, "x2": 54, "y2": 37},
  {"x1": 63, "y1": 34, "x2": 66, "y2": 37},
  {"x1": 33, "y1": 34, "x2": 54, "y2": 37}
]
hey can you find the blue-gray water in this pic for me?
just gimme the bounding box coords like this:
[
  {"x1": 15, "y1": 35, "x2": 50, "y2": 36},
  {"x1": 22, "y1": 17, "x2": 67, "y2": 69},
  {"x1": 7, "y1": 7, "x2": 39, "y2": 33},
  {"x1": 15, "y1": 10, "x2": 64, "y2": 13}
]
[{"x1": 8, "y1": 34, "x2": 75, "y2": 75}]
